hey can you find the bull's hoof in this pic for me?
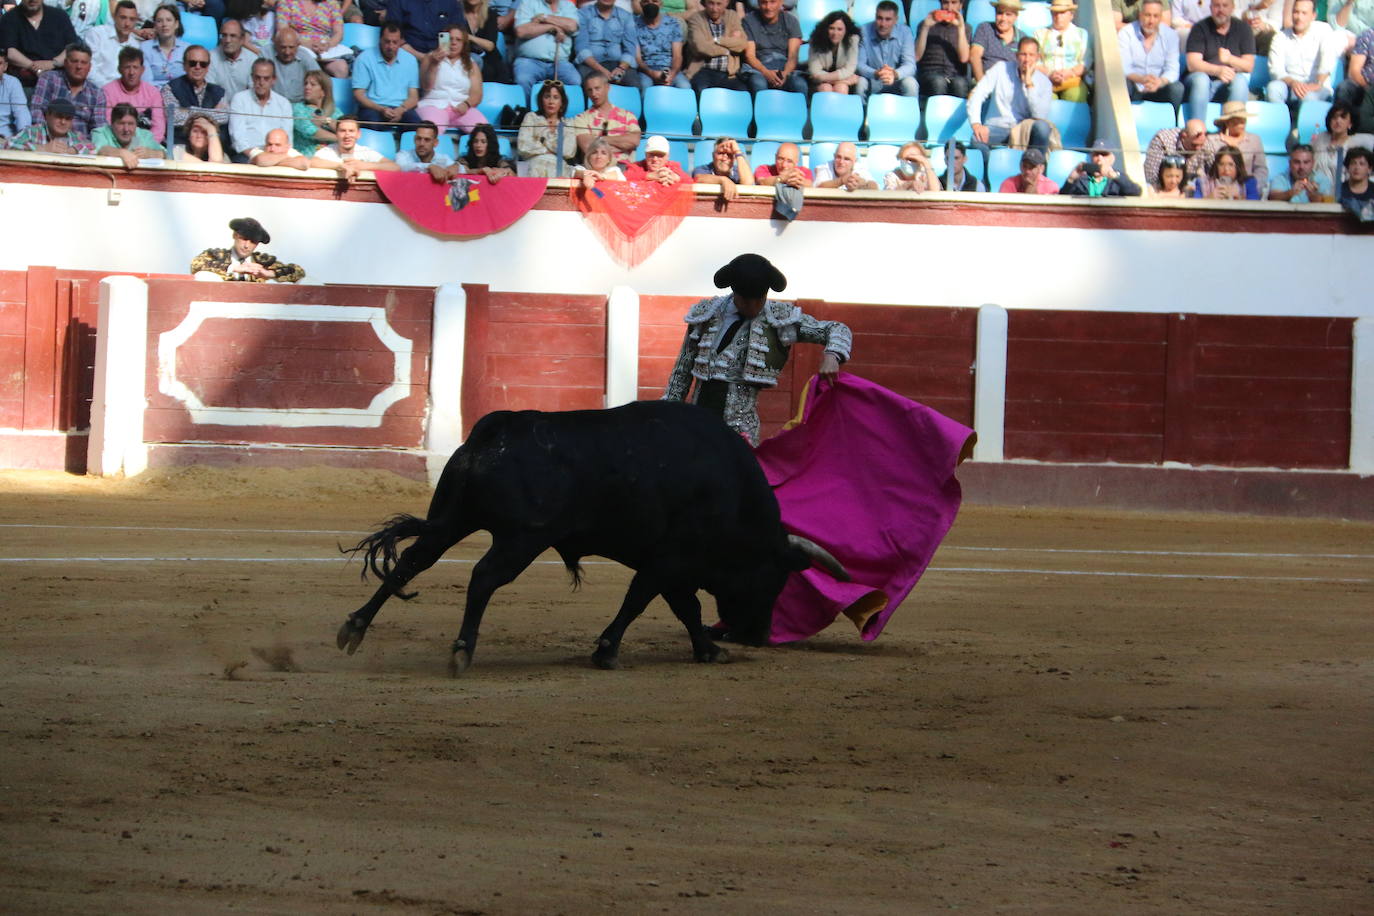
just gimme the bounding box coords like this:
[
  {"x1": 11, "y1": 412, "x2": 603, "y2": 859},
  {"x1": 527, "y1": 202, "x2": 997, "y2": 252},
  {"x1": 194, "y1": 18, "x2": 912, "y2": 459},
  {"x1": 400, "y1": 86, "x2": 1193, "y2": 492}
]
[
  {"x1": 696, "y1": 643, "x2": 730, "y2": 664},
  {"x1": 336, "y1": 617, "x2": 367, "y2": 655},
  {"x1": 591, "y1": 638, "x2": 620, "y2": 670},
  {"x1": 449, "y1": 641, "x2": 473, "y2": 677}
]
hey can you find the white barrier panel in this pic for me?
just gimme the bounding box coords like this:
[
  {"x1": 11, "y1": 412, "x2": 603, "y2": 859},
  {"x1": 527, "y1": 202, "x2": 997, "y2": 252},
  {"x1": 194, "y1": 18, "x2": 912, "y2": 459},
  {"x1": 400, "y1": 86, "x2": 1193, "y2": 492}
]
[
  {"x1": 87, "y1": 276, "x2": 149, "y2": 477},
  {"x1": 1351, "y1": 318, "x2": 1373, "y2": 475},
  {"x1": 973, "y1": 304, "x2": 1008, "y2": 463},
  {"x1": 605, "y1": 285, "x2": 641, "y2": 408},
  {"x1": 427, "y1": 283, "x2": 467, "y2": 483}
]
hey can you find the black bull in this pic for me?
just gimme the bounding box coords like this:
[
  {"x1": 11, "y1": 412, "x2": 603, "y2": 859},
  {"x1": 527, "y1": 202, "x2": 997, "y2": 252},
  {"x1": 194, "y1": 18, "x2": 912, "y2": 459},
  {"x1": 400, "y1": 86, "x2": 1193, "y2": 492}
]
[{"x1": 339, "y1": 401, "x2": 848, "y2": 674}]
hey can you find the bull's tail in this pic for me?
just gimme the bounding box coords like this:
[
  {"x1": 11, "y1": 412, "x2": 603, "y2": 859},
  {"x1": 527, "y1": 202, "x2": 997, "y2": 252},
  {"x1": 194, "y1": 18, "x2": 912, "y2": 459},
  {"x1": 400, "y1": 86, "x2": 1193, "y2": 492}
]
[{"x1": 341, "y1": 514, "x2": 435, "y2": 600}]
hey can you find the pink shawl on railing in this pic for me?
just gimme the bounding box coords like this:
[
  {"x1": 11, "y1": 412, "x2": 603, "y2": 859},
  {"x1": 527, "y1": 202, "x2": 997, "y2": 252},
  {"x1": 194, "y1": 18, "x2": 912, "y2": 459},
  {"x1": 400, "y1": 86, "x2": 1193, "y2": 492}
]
[{"x1": 755, "y1": 373, "x2": 976, "y2": 644}]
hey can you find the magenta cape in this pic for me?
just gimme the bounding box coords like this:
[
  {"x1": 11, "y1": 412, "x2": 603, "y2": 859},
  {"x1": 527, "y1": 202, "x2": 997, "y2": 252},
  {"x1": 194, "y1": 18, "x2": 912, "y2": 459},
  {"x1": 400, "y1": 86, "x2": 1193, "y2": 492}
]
[{"x1": 755, "y1": 373, "x2": 976, "y2": 644}]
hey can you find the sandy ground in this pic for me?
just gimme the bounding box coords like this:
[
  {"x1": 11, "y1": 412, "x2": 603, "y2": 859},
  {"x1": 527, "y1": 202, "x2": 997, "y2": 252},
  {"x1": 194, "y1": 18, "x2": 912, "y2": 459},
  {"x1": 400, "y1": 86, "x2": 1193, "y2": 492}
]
[{"x1": 0, "y1": 467, "x2": 1371, "y2": 915}]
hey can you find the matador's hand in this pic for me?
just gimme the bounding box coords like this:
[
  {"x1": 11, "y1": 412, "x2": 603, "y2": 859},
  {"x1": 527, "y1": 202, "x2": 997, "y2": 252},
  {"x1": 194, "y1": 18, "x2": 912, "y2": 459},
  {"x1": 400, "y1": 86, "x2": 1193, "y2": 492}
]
[{"x1": 819, "y1": 352, "x2": 840, "y2": 380}]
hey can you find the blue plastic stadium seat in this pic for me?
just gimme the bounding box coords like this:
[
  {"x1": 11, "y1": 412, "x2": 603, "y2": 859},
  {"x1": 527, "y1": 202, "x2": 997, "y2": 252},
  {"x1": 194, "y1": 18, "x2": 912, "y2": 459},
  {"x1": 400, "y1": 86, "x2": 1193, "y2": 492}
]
[
  {"x1": 643, "y1": 85, "x2": 698, "y2": 136},
  {"x1": 529, "y1": 83, "x2": 584, "y2": 114},
  {"x1": 966, "y1": 0, "x2": 996, "y2": 26},
  {"x1": 866, "y1": 93, "x2": 921, "y2": 143},
  {"x1": 851, "y1": 0, "x2": 881, "y2": 23},
  {"x1": 795, "y1": 0, "x2": 840, "y2": 37},
  {"x1": 1019, "y1": 2, "x2": 1052, "y2": 30},
  {"x1": 477, "y1": 82, "x2": 525, "y2": 124},
  {"x1": 807, "y1": 141, "x2": 837, "y2": 173},
  {"x1": 753, "y1": 89, "x2": 807, "y2": 140},
  {"x1": 750, "y1": 140, "x2": 780, "y2": 170},
  {"x1": 1247, "y1": 100, "x2": 1293, "y2": 153},
  {"x1": 921, "y1": 95, "x2": 973, "y2": 142},
  {"x1": 180, "y1": 13, "x2": 217, "y2": 49},
  {"x1": 1046, "y1": 148, "x2": 1081, "y2": 188},
  {"x1": 1133, "y1": 100, "x2": 1177, "y2": 148},
  {"x1": 1296, "y1": 99, "x2": 1331, "y2": 143},
  {"x1": 987, "y1": 146, "x2": 1021, "y2": 190},
  {"x1": 1266, "y1": 152, "x2": 1289, "y2": 184},
  {"x1": 909, "y1": 0, "x2": 939, "y2": 26},
  {"x1": 864, "y1": 143, "x2": 899, "y2": 182},
  {"x1": 693, "y1": 138, "x2": 716, "y2": 171},
  {"x1": 359, "y1": 128, "x2": 397, "y2": 158},
  {"x1": 331, "y1": 76, "x2": 356, "y2": 115},
  {"x1": 1050, "y1": 99, "x2": 1091, "y2": 148},
  {"x1": 1250, "y1": 54, "x2": 1270, "y2": 90},
  {"x1": 608, "y1": 84, "x2": 642, "y2": 118},
  {"x1": 343, "y1": 23, "x2": 381, "y2": 53},
  {"x1": 698, "y1": 87, "x2": 753, "y2": 139},
  {"x1": 808, "y1": 92, "x2": 863, "y2": 141}
]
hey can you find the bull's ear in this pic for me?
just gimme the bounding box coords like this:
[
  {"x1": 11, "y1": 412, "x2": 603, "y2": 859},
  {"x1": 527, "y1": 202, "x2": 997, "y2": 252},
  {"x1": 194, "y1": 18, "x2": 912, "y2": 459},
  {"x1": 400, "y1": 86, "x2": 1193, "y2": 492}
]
[{"x1": 786, "y1": 535, "x2": 850, "y2": 581}]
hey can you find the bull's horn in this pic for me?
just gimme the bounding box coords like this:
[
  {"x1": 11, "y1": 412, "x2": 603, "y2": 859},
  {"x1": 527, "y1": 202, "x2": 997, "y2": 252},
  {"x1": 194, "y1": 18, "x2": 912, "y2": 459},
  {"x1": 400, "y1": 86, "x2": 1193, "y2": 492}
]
[{"x1": 788, "y1": 534, "x2": 851, "y2": 582}]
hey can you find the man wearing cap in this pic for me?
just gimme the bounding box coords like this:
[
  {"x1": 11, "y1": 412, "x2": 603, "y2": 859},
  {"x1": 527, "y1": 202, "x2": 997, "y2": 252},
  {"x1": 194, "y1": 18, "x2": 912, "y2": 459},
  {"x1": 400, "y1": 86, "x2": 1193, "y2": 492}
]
[
  {"x1": 1119, "y1": 0, "x2": 1184, "y2": 109},
  {"x1": 1059, "y1": 139, "x2": 1143, "y2": 195},
  {"x1": 1204, "y1": 99, "x2": 1267, "y2": 185},
  {"x1": 190, "y1": 218, "x2": 306, "y2": 282},
  {"x1": 857, "y1": 0, "x2": 918, "y2": 98},
  {"x1": 1183, "y1": 0, "x2": 1255, "y2": 123},
  {"x1": 3, "y1": 97, "x2": 96, "y2": 153},
  {"x1": 971, "y1": 0, "x2": 1024, "y2": 83},
  {"x1": 967, "y1": 36, "x2": 1053, "y2": 157},
  {"x1": 662, "y1": 253, "x2": 851, "y2": 446},
  {"x1": 998, "y1": 147, "x2": 1059, "y2": 192},
  {"x1": 567, "y1": 72, "x2": 641, "y2": 166},
  {"x1": 1142, "y1": 115, "x2": 1209, "y2": 185},
  {"x1": 624, "y1": 134, "x2": 689, "y2": 184}
]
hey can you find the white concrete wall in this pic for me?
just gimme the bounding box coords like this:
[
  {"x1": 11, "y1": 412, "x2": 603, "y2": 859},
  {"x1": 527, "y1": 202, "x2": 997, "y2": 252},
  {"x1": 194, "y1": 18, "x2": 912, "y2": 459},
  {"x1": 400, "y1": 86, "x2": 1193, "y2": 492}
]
[{"x1": 4, "y1": 178, "x2": 1372, "y2": 319}]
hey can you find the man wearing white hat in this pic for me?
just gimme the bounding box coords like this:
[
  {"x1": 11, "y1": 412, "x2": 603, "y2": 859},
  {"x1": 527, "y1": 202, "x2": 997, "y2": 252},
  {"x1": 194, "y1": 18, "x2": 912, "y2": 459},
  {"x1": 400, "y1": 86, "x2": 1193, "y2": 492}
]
[{"x1": 1036, "y1": 0, "x2": 1091, "y2": 101}]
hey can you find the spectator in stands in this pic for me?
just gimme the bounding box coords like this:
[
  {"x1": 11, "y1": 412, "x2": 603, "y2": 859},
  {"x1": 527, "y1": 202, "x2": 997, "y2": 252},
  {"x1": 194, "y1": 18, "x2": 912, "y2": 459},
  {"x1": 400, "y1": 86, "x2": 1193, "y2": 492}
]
[
  {"x1": 633, "y1": 1, "x2": 689, "y2": 89},
  {"x1": 88, "y1": 0, "x2": 142, "y2": 89},
  {"x1": 1310, "y1": 101, "x2": 1374, "y2": 181},
  {"x1": 814, "y1": 140, "x2": 877, "y2": 190},
  {"x1": 1143, "y1": 115, "x2": 1208, "y2": 185},
  {"x1": 1059, "y1": 138, "x2": 1143, "y2": 195},
  {"x1": 104, "y1": 46, "x2": 166, "y2": 140},
  {"x1": 574, "y1": 0, "x2": 635, "y2": 83},
  {"x1": 806, "y1": 11, "x2": 858, "y2": 94},
  {"x1": 857, "y1": 0, "x2": 916, "y2": 98},
  {"x1": 1036, "y1": 0, "x2": 1090, "y2": 102},
  {"x1": 190, "y1": 217, "x2": 307, "y2": 282},
  {"x1": 574, "y1": 134, "x2": 627, "y2": 187},
  {"x1": 386, "y1": 0, "x2": 461, "y2": 59},
  {"x1": 1333, "y1": 27, "x2": 1372, "y2": 131},
  {"x1": 1266, "y1": 0, "x2": 1338, "y2": 113},
  {"x1": 1112, "y1": 0, "x2": 1151, "y2": 30},
  {"x1": 1331, "y1": 0, "x2": 1374, "y2": 48},
  {"x1": 418, "y1": 26, "x2": 487, "y2": 132},
  {"x1": 740, "y1": 0, "x2": 804, "y2": 94},
  {"x1": 0, "y1": 0, "x2": 79, "y2": 88},
  {"x1": 396, "y1": 119, "x2": 458, "y2": 177},
  {"x1": 250, "y1": 124, "x2": 311, "y2": 167},
  {"x1": 353, "y1": 22, "x2": 422, "y2": 124},
  {"x1": 915, "y1": 0, "x2": 972, "y2": 99},
  {"x1": 52, "y1": 0, "x2": 109, "y2": 36},
  {"x1": 458, "y1": 122, "x2": 515, "y2": 179},
  {"x1": 691, "y1": 135, "x2": 754, "y2": 199},
  {"x1": 463, "y1": 0, "x2": 509, "y2": 84},
  {"x1": 291, "y1": 69, "x2": 336, "y2": 154},
  {"x1": 999, "y1": 146, "x2": 1059, "y2": 192},
  {"x1": 29, "y1": 42, "x2": 104, "y2": 136},
  {"x1": 1120, "y1": 0, "x2": 1183, "y2": 109},
  {"x1": 310, "y1": 112, "x2": 400, "y2": 174},
  {"x1": 163, "y1": 43, "x2": 227, "y2": 147},
  {"x1": 517, "y1": 79, "x2": 576, "y2": 175},
  {"x1": 229, "y1": 57, "x2": 291, "y2": 159},
  {"x1": 92, "y1": 99, "x2": 165, "y2": 166},
  {"x1": 186, "y1": 0, "x2": 227, "y2": 28},
  {"x1": 512, "y1": 0, "x2": 580, "y2": 94},
  {"x1": 1240, "y1": 0, "x2": 1284, "y2": 53},
  {"x1": 141, "y1": 4, "x2": 188, "y2": 88},
  {"x1": 568, "y1": 72, "x2": 640, "y2": 165},
  {"x1": 971, "y1": 0, "x2": 1024, "y2": 83},
  {"x1": 1149, "y1": 152, "x2": 1189, "y2": 195},
  {"x1": 1268, "y1": 142, "x2": 1334, "y2": 200},
  {"x1": 275, "y1": 0, "x2": 351, "y2": 77},
  {"x1": 1171, "y1": 0, "x2": 1208, "y2": 41},
  {"x1": 1184, "y1": 0, "x2": 1255, "y2": 123},
  {"x1": 270, "y1": 27, "x2": 322, "y2": 104},
  {"x1": 625, "y1": 133, "x2": 689, "y2": 183},
  {"x1": 1192, "y1": 143, "x2": 1260, "y2": 196},
  {"x1": 1207, "y1": 99, "x2": 1267, "y2": 185},
  {"x1": 684, "y1": 0, "x2": 747, "y2": 92},
  {"x1": 1338, "y1": 145, "x2": 1373, "y2": 214},
  {"x1": 232, "y1": 0, "x2": 276, "y2": 56},
  {"x1": 940, "y1": 139, "x2": 985, "y2": 190},
  {"x1": 4, "y1": 97, "x2": 95, "y2": 153},
  {"x1": 883, "y1": 140, "x2": 942, "y2": 190},
  {"x1": 174, "y1": 112, "x2": 228, "y2": 161},
  {"x1": 0, "y1": 56, "x2": 30, "y2": 140},
  {"x1": 968, "y1": 36, "x2": 1053, "y2": 157},
  {"x1": 209, "y1": 19, "x2": 261, "y2": 98},
  {"x1": 754, "y1": 139, "x2": 811, "y2": 184}
]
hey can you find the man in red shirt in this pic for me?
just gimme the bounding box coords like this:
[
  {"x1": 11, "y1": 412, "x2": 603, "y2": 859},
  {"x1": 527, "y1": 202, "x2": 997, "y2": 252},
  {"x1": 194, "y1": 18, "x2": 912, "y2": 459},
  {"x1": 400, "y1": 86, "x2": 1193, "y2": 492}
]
[
  {"x1": 623, "y1": 134, "x2": 689, "y2": 183},
  {"x1": 998, "y1": 147, "x2": 1059, "y2": 193},
  {"x1": 752, "y1": 141, "x2": 812, "y2": 187}
]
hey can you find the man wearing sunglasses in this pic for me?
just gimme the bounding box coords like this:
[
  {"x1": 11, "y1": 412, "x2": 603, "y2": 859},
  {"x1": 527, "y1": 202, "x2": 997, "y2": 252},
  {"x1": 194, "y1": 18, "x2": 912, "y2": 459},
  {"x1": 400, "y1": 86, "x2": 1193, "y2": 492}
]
[
  {"x1": 1059, "y1": 138, "x2": 1143, "y2": 195},
  {"x1": 1141, "y1": 115, "x2": 1209, "y2": 186},
  {"x1": 161, "y1": 43, "x2": 229, "y2": 147}
]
